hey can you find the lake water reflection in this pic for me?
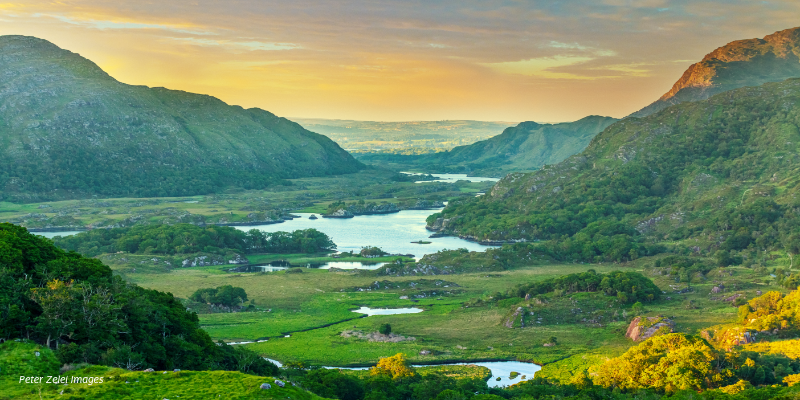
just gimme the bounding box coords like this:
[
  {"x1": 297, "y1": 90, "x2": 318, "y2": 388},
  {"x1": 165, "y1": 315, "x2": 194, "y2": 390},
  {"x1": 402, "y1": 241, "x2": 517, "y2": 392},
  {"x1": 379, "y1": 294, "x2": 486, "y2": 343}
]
[{"x1": 237, "y1": 210, "x2": 498, "y2": 259}]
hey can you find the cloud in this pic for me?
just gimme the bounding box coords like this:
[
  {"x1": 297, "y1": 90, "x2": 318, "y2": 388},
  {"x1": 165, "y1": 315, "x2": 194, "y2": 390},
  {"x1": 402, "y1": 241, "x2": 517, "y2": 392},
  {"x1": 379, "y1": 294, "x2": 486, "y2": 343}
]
[
  {"x1": 167, "y1": 37, "x2": 300, "y2": 51},
  {"x1": 3, "y1": 0, "x2": 800, "y2": 120},
  {"x1": 36, "y1": 13, "x2": 215, "y2": 35},
  {"x1": 484, "y1": 56, "x2": 596, "y2": 80}
]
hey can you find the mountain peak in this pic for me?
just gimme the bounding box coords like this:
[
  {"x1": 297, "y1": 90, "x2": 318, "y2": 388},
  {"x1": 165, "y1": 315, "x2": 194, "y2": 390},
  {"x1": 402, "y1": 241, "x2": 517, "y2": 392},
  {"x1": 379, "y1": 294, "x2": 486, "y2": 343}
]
[{"x1": 632, "y1": 26, "x2": 800, "y2": 117}]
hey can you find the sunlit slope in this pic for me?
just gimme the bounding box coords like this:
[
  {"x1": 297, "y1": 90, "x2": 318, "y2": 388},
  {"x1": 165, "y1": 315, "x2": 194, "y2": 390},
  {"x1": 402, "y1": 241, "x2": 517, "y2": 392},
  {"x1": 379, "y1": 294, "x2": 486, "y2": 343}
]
[
  {"x1": 429, "y1": 78, "x2": 800, "y2": 243},
  {"x1": 632, "y1": 26, "x2": 800, "y2": 117},
  {"x1": 0, "y1": 35, "x2": 362, "y2": 202}
]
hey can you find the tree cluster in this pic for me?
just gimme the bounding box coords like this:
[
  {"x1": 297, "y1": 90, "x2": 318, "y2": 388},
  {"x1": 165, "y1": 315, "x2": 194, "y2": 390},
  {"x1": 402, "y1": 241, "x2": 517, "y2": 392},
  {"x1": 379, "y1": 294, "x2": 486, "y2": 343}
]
[
  {"x1": 0, "y1": 222, "x2": 277, "y2": 374},
  {"x1": 189, "y1": 285, "x2": 248, "y2": 308},
  {"x1": 514, "y1": 270, "x2": 662, "y2": 304},
  {"x1": 53, "y1": 224, "x2": 335, "y2": 257}
]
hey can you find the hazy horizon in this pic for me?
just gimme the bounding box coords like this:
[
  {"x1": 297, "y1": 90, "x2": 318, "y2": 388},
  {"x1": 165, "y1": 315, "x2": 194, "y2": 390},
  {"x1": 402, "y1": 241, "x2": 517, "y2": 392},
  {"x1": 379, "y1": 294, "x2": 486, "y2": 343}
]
[{"x1": 2, "y1": 1, "x2": 798, "y2": 121}]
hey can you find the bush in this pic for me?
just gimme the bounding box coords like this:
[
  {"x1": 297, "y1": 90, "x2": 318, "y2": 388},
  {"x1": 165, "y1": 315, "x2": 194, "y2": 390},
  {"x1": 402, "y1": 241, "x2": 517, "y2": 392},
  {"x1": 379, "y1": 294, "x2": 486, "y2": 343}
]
[{"x1": 379, "y1": 323, "x2": 392, "y2": 335}]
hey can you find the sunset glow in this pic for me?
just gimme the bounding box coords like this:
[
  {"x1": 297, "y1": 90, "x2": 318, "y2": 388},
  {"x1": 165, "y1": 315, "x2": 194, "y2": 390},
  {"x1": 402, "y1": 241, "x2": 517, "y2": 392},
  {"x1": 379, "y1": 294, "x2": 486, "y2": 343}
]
[{"x1": 2, "y1": 0, "x2": 798, "y2": 121}]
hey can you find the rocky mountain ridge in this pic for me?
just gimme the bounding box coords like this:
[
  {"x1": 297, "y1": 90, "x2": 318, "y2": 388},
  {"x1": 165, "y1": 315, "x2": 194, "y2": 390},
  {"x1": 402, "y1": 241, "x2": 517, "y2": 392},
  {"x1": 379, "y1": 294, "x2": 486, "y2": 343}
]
[{"x1": 632, "y1": 27, "x2": 800, "y2": 117}]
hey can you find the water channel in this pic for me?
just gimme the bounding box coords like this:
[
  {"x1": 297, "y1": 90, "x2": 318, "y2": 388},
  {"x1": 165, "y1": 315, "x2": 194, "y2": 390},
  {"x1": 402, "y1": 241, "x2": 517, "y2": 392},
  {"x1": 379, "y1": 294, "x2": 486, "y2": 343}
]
[{"x1": 264, "y1": 357, "x2": 540, "y2": 388}]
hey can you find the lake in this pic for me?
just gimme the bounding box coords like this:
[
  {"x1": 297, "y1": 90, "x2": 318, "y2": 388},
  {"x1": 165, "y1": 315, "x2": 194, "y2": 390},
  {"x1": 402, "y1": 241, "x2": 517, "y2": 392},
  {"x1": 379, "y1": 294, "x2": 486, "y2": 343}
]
[
  {"x1": 28, "y1": 210, "x2": 496, "y2": 260},
  {"x1": 246, "y1": 261, "x2": 387, "y2": 271},
  {"x1": 34, "y1": 230, "x2": 84, "y2": 239},
  {"x1": 401, "y1": 172, "x2": 500, "y2": 183},
  {"x1": 236, "y1": 210, "x2": 498, "y2": 260}
]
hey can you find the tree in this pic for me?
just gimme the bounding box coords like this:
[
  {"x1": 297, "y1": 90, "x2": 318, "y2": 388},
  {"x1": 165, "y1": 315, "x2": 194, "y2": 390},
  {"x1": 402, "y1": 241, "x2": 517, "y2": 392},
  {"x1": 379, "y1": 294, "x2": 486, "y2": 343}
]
[
  {"x1": 593, "y1": 333, "x2": 732, "y2": 392},
  {"x1": 379, "y1": 323, "x2": 392, "y2": 335},
  {"x1": 370, "y1": 353, "x2": 416, "y2": 379},
  {"x1": 189, "y1": 285, "x2": 248, "y2": 309},
  {"x1": 303, "y1": 369, "x2": 365, "y2": 400},
  {"x1": 29, "y1": 280, "x2": 77, "y2": 349}
]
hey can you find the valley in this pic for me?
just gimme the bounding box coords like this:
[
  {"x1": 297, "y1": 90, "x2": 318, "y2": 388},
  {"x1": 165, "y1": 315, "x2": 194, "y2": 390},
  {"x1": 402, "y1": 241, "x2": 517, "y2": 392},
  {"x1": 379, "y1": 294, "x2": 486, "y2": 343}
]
[{"x1": 5, "y1": 23, "x2": 800, "y2": 400}]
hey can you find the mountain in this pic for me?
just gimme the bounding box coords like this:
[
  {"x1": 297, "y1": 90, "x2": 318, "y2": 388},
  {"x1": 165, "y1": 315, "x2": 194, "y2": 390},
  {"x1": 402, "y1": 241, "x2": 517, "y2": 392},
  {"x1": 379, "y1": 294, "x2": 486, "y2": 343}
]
[
  {"x1": 631, "y1": 27, "x2": 800, "y2": 118},
  {"x1": 355, "y1": 116, "x2": 617, "y2": 177},
  {"x1": 428, "y1": 78, "x2": 800, "y2": 262},
  {"x1": 0, "y1": 35, "x2": 363, "y2": 202}
]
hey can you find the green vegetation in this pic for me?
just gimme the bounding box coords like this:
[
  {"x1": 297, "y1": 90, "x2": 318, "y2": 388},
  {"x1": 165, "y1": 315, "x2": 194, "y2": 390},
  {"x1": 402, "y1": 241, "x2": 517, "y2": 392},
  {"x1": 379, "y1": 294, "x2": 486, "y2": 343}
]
[
  {"x1": 190, "y1": 285, "x2": 249, "y2": 308},
  {"x1": 53, "y1": 224, "x2": 335, "y2": 257},
  {"x1": 430, "y1": 78, "x2": 800, "y2": 270},
  {"x1": 0, "y1": 222, "x2": 278, "y2": 375},
  {"x1": 1, "y1": 169, "x2": 491, "y2": 231},
  {"x1": 514, "y1": 270, "x2": 662, "y2": 304},
  {"x1": 0, "y1": 35, "x2": 362, "y2": 202},
  {"x1": 357, "y1": 116, "x2": 618, "y2": 177},
  {"x1": 0, "y1": 341, "x2": 324, "y2": 400}
]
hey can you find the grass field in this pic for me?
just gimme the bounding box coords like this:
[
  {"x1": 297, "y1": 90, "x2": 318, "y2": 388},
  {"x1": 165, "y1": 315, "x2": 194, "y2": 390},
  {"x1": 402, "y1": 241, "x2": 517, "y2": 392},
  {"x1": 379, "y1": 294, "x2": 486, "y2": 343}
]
[
  {"x1": 1, "y1": 169, "x2": 495, "y2": 229},
  {"x1": 0, "y1": 341, "x2": 327, "y2": 400},
  {"x1": 106, "y1": 251, "x2": 783, "y2": 374}
]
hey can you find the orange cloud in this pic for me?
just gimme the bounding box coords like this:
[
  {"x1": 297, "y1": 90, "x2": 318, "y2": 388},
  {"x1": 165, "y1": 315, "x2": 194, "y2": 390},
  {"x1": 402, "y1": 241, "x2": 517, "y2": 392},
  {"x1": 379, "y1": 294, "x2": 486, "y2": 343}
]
[{"x1": 0, "y1": 0, "x2": 799, "y2": 122}]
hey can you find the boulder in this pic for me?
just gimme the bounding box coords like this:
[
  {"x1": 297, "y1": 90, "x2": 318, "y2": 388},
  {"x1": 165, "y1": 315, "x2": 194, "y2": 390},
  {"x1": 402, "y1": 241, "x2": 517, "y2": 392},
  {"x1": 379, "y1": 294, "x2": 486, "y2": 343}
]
[
  {"x1": 625, "y1": 316, "x2": 675, "y2": 341},
  {"x1": 260, "y1": 383, "x2": 271, "y2": 390},
  {"x1": 711, "y1": 286, "x2": 722, "y2": 294},
  {"x1": 274, "y1": 379, "x2": 285, "y2": 388},
  {"x1": 144, "y1": 368, "x2": 155, "y2": 372},
  {"x1": 419, "y1": 350, "x2": 431, "y2": 355}
]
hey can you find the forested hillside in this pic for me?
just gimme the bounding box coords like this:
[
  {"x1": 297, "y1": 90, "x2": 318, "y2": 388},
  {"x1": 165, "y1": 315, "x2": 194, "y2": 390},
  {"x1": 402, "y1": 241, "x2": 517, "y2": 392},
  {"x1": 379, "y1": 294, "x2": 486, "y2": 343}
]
[
  {"x1": 632, "y1": 27, "x2": 800, "y2": 117},
  {"x1": 357, "y1": 116, "x2": 617, "y2": 176},
  {"x1": 0, "y1": 223, "x2": 278, "y2": 374},
  {"x1": 428, "y1": 78, "x2": 800, "y2": 262},
  {"x1": 0, "y1": 35, "x2": 363, "y2": 202}
]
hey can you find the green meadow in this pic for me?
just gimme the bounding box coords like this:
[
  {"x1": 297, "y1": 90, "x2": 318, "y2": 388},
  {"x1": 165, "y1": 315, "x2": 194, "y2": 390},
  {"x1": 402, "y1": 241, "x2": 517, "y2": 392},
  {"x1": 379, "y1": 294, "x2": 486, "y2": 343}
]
[{"x1": 110, "y1": 254, "x2": 779, "y2": 376}]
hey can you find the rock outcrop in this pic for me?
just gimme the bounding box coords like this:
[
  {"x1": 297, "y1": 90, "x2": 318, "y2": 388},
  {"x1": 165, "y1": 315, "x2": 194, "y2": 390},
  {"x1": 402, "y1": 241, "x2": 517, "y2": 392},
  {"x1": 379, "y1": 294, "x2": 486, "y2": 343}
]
[
  {"x1": 625, "y1": 316, "x2": 675, "y2": 341},
  {"x1": 631, "y1": 27, "x2": 800, "y2": 117}
]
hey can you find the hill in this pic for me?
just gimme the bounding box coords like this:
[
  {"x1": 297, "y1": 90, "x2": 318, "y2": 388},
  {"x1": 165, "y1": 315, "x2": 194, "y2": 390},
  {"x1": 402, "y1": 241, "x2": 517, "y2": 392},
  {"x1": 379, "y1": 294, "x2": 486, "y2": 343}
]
[
  {"x1": 0, "y1": 35, "x2": 362, "y2": 202},
  {"x1": 356, "y1": 115, "x2": 617, "y2": 177},
  {"x1": 632, "y1": 27, "x2": 800, "y2": 117},
  {"x1": 428, "y1": 78, "x2": 800, "y2": 262}
]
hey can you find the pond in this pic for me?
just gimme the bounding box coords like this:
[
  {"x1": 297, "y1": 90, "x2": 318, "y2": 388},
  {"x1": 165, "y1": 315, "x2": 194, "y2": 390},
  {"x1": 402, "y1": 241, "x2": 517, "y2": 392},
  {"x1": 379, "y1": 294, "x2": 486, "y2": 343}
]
[
  {"x1": 238, "y1": 210, "x2": 498, "y2": 260},
  {"x1": 351, "y1": 307, "x2": 424, "y2": 316}
]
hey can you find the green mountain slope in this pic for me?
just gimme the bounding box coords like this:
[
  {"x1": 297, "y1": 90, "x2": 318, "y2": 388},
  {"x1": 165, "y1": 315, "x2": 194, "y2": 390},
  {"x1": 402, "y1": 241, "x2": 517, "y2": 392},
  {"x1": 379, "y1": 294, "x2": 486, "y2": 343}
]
[
  {"x1": 0, "y1": 35, "x2": 363, "y2": 202},
  {"x1": 356, "y1": 116, "x2": 617, "y2": 177},
  {"x1": 428, "y1": 78, "x2": 800, "y2": 261},
  {"x1": 631, "y1": 27, "x2": 800, "y2": 118}
]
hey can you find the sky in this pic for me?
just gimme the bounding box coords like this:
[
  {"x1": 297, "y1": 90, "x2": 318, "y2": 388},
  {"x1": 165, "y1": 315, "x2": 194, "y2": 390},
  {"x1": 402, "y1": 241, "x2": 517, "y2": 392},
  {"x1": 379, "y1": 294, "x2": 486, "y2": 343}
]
[{"x1": 1, "y1": 1, "x2": 799, "y2": 122}]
